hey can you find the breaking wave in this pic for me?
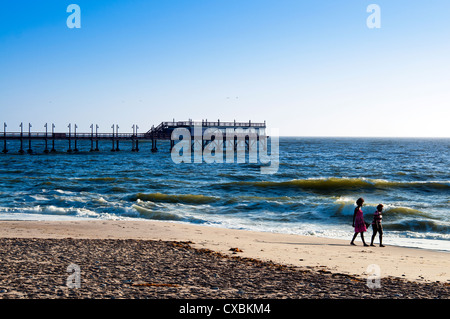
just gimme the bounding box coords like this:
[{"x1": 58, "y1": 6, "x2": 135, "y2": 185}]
[
  {"x1": 217, "y1": 178, "x2": 450, "y2": 192},
  {"x1": 130, "y1": 192, "x2": 220, "y2": 205}
]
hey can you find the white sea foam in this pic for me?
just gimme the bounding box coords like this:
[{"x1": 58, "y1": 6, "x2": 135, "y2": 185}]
[
  {"x1": 29, "y1": 195, "x2": 50, "y2": 201},
  {"x1": 95, "y1": 197, "x2": 108, "y2": 204}
]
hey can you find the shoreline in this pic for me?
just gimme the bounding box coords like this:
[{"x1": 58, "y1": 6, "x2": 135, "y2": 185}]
[{"x1": 0, "y1": 219, "x2": 448, "y2": 283}]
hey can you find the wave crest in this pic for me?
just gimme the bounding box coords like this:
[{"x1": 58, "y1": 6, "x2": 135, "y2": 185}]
[
  {"x1": 218, "y1": 178, "x2": 450, "y2": 192},
  {"x1": 130, "y1": 192, "x2": 219, "y2": 205}
]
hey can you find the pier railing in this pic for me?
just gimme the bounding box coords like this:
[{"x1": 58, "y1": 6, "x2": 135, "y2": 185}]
[
  {"x1": 147, "y1": 120, "x2": 266, "y2": 135},
  {"x1": 2, "y1": 132, "x2": 147, "y2": 140},
  {"x1": 161, "y1": 121, "x2": 266, "y2": 128}
]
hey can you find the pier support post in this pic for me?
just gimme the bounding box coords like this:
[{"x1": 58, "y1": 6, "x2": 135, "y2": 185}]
[
  {"x1": 89, "y1": 124, "x2": 94, "y2": 152},
  {"x1": 111, "y1": 124, "x2": 115, "y2": 152},
  {"x1": 2, "y1": 123, "x2": 7, "y2": 154},
  {"x1": 115, "y1": 125, "x2": 120, "y2": 151},
  {"x1": 51, "y1": 124, "x2": 56, "y2": 153},
  {"x1": 27, "y1": 123, "x2": 32, "y2": 154},
  {"x1": 67, "y1": 124, "x2": 72, "y2": 153},
  {"x1": 95, "y1": 124, "x2": 99, "y2": 151},
  {"x1": 131, "y1": 125, "x2": 136, "y2": 152},
  {"x1": 18, "y1": 123, "x2": 24, "y2": 154},
  {"x1": 135, "y1": 125, "x2": 139, "y2": 152},
  {"x1": 74, "y1": 124, "x2": 78, "y2": 152},
  {"x1": 44, "y1": 123, "x2": 49, "y2": 154}
]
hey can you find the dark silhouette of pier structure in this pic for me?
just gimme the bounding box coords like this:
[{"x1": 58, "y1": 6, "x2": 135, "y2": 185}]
[{"x1": 1, "y1": 120, "x2": 267, "y2": 154}]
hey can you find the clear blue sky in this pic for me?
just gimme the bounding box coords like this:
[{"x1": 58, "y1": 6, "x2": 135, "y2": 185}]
[{"x1": 1, "y1": 0, "x2": 449, "y2": 137}]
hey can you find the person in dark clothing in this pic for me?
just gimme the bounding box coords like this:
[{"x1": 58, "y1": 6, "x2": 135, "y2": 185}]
[{"x1": 370, "y1": 204, "x2": 385, "y2": 247}]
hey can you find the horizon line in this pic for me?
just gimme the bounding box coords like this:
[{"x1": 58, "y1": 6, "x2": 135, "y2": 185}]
[{"x1": 278, "y1": 135, "x2": 450, "y2": 139}]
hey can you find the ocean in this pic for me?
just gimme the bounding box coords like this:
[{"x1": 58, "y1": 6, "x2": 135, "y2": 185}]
[{"x1": 0, "y1": 137, "x2": 449, "y2": 251}]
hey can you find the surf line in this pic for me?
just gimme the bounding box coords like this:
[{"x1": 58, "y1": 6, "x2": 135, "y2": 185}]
[{"x1": 170, "y1": 124, "x2": 279, "y2": 174}]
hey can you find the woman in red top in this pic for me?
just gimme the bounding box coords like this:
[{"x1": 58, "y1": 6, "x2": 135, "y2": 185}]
[{"x1": 350, "y1": 197, "x2": 369, "y2": 246}]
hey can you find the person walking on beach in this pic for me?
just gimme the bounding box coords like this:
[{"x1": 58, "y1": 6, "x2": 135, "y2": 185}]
[
  {"x1": 370, "y1": 204, "x2": 385, "y2": 247},
  {"x1": 350, "y1": 197, "x2": 369, "y2": 246}
]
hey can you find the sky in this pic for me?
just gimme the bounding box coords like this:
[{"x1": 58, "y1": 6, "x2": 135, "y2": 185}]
[{"x1": 0, "y1": 0, "x2": 449, "y2": 137}]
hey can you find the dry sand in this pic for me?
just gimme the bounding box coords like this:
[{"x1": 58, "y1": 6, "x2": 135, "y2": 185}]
[{"x1": 0, "y1": 220, "x2": 448, "y2": 299}]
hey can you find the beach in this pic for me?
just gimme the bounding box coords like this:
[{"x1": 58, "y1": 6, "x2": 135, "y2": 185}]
[{"x1": 0, "y1": 220, "x2": 448, "y2": 299}]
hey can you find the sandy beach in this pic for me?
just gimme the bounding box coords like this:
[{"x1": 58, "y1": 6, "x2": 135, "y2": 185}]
[{"x1": 0, "y1": 219, "x2": 448, "y2": 299}]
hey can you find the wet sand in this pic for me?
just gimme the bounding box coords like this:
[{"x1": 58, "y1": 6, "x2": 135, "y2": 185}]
[{"x1": 0, "y1": 220, "x2": 448, "y2": 299}]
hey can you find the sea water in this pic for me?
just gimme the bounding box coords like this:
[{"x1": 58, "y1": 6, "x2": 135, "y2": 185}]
[{"x1": 0, "y1": 137, "x2": 448, "y2": 251}]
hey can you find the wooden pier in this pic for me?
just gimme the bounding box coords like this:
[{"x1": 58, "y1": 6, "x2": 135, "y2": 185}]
[{"x1": 1, "y1": 120, "x2": 267, "y2": 154}]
